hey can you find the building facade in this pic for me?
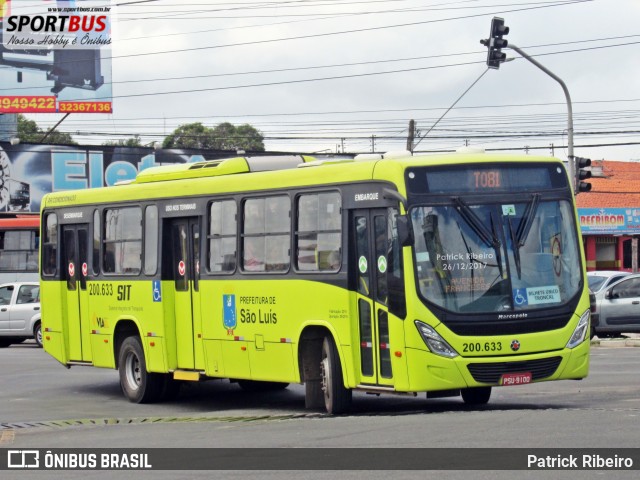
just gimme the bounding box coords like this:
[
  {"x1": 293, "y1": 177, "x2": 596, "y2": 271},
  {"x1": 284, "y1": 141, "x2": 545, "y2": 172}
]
[{"x1": 576, "y1": 161, "x2": 640, "y2": 272}]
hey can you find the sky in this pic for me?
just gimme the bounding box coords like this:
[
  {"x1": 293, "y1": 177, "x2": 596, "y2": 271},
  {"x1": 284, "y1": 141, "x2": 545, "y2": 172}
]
[{"x1": 17, "y1": 0, "x2": 640, "y2": 161}]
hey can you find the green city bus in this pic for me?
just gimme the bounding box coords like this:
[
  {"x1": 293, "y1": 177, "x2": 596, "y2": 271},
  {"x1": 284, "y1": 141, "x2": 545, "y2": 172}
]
[{"x1": 40, "y1": 152, "x2": 591, "y2": 413}]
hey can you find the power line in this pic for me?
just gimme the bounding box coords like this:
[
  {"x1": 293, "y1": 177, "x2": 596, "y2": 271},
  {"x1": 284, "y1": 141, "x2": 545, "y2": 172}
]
[
  {"x1": 13, "y1": 40, "x2": 631, "y2": 104},
  {"x1": 5, "y1": 34, "x2": 636, "y2": 93},
  {"x1": 108, "y1": 0, "x2": 591, "y2": 59}
]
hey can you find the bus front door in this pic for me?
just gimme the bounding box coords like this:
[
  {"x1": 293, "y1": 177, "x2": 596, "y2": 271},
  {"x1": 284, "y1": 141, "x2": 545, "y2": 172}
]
[
  {"x1": 62, "y1": 224, "x2": 91, "y2": 362},
  {"x1": 353, "y1": 209, "x2": 394, "y2": 387},
  {"x1": 168, "y1": 217, "x2": 203, "y2": 371}
]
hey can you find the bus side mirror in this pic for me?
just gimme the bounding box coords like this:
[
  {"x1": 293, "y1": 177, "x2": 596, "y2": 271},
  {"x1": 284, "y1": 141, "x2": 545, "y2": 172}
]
[{"x1": 396, "y1": 215, "x2": 414, "y2": 247}]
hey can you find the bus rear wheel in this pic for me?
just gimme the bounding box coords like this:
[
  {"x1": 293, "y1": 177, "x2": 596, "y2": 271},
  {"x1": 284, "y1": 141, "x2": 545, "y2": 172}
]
[
  {"x1": 34, "y1": 322, "x2": 43, "y2": 348},
  {"x1": 118, "y1": 336, "x2": 164, "y2": 403},
  {"x1": 320, "y1": 336, "x2": 352, "y2": 414},
  {"x1": 461, "y1": 386, "x2": 492, "y2": 405}
]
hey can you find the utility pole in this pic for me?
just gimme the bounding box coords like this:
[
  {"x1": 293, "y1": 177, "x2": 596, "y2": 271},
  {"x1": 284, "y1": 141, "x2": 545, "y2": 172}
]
[
  {"x1": 406, "y1": 119, "x2": 415, "y2": 152},
  {"x1": 371, "y1": 135, "x2": 376, "y2": 153}
]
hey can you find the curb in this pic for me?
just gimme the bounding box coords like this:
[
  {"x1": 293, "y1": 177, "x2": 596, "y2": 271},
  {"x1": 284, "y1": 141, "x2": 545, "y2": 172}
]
[{"x1": 591, "y1": 338, "x2": 640, "y2": 348}]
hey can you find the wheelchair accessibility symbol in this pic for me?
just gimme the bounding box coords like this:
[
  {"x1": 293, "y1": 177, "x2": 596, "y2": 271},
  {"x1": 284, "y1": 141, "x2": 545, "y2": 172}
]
[
  {"x1": 513, "y1": 288, "x2": 528, "y2": 306},
  {"x1": 152, "y1": 280, "x2": 162, "y2": 302}
]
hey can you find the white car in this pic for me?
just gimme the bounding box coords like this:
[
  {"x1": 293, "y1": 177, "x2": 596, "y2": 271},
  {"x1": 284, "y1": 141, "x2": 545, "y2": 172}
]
[
  {"x1": 587, "y1": 270, "x2": 630, "y2": 293},
  {"x1": 0, "y1": 282, "x2": 42, "y2": 348},
  {"x1": 590, "y1": 273, "x2": 640, "y2": 338}
]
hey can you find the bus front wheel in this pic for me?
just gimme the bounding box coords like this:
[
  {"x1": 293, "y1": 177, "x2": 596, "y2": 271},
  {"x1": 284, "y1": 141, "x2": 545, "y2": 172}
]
[
  {"x1": 320, "y1": 336, "x2": 352, "y2": 414},
  {"x1": 461, "y1": 386, "x2": 492, "y2": 405},
  {"x1": 118, "y1": 336, "x2": 164, "y2": 403}
]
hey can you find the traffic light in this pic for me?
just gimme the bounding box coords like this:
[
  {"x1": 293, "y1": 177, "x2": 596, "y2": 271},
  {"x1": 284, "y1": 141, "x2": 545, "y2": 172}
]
[
  {"x1": 482, "y1": 17, "x2": 509, "y2": 69},
  {"x1": 575, "y1": 156, "x2": 592, "y2": 192}
]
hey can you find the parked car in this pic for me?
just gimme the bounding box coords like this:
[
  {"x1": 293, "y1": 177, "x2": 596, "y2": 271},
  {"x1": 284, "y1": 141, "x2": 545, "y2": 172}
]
[
  {"x1": 587, "y1": 270, "x2": 631, "y2": 293},
  {"x1": 590, "y1": 273, "x2": 640, "y2": 338},
  {"x1": 0, "y1": 282, "x2": 41, "y2": 348}
]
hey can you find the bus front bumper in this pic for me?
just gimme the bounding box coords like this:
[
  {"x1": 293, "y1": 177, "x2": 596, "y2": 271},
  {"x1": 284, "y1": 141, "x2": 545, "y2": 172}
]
[{"x1": 403, "y1": 339, "x2": 589, "y2": 393}]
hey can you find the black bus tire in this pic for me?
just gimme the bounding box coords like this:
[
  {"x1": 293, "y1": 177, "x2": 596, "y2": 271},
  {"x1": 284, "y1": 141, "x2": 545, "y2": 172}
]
[
  {"x1": 34, "y1": 322, "x2": 43, "y2": 348},
  {"x1": 118, "y1": 336, "x2": 164, "y2": 403},
  {"x1": 461, "y1": 386, "x2": 492, "y2": 405},
  {"x1": 320, "y1": 335, "x2": 352, "y2": 414}
]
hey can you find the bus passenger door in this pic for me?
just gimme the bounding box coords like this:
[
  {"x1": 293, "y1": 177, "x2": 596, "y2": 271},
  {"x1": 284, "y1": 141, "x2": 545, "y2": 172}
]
[
  {"x1": 62, "y1": 224, "x2": 91, "y2": 362},
  {"x1": 168, "y1": 217, "x2": 203, "y2": 371},
  {"x1": 353, "y1": 209, "x2": 394, "y2": 387}
]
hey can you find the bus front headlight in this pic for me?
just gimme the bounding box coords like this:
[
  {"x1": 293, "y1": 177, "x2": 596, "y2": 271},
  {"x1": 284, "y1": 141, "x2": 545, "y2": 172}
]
[
  {"x1": 566, "y1": 309, "x2": 590, "y2": 349},
  {"x1": 414, "y1": 321, "x2": 459, "y2": 358}
]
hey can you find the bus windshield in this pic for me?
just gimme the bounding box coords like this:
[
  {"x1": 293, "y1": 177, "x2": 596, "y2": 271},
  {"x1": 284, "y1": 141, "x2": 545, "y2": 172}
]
[{"x1": 410, "y1": 198, "x2": 581, "y2": 314}]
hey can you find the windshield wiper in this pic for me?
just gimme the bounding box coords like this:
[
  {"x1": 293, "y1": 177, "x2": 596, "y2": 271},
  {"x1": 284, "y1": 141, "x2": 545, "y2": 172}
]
[
  {"x1": 508, "y1": 193, "x2": 540, "y2": 280},
  {"x1": 453, "y1": 197, "x2": 505, "y2": 280},
  {"x1": 507, "y1": 216, "x2": 521, "y2": 279},
  {"x1": 516, "y1": 193, "x2": 540, "y2": 247},
  {"x1": 453, "y1": 197, "x2": 500, "y2": 249},
  {"x1": 490, "y1": 211, "x2": 505, "y2": 279}
]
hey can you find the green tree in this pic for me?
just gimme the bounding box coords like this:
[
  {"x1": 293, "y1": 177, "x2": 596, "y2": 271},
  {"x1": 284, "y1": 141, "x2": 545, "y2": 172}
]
[
  {"x1": 213, "y1": 122, "x2": 265, "y2": 151},
  {"x1": 16, "y1": 114, "x2": 77, "y2": 145},
  {"x1": 162, "y1": 122, "x2": 214, "y2": 149},
  {"x1": 162, "y1": 122, "x2": 264, "y2": 151},
  {"x1": 103, "y1": 135, "x2": 143, "y2": 147}
]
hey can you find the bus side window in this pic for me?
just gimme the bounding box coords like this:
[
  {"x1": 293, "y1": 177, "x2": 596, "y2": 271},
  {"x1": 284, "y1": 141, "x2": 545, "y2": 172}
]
[
  {"x1": 208, "y1": 200, "x2": 237, "y2": 273},
  {"x1": 387, "y1": 208, "x2": 406, "y2": 319},
  {"x1": 296, "y1": 191, "x2": 341, "y2": 272},
  {"x1": 42, "y1": 212, "x2": 58, "y2": 277},
  {"x1": 103, "y1": 207, "x2": 142, "y2": 275},
  {"x1": 144, "y1": 205, "x2": 159, "y2": 275},
  {"x1": 92, "y1": 210, "x2": 100, "y2": 275},
  {"x1": 242, "y1": 197, "x2": 291, "y2": 273}
]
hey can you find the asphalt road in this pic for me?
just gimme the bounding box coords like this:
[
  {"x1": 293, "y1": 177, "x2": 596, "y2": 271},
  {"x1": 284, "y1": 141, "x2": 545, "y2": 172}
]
[{"x1": 1, "y1": 340, "x2": 639, "y2": 479}]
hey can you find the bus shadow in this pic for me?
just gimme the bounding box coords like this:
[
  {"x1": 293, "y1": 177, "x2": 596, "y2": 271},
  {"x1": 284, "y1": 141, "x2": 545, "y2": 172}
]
[
  {"x1": 73, "y1": 378, "x2": 577, "y2": 418},
  {"x1": 160, "y1": 380, "x2": 575, "y2": 417}
]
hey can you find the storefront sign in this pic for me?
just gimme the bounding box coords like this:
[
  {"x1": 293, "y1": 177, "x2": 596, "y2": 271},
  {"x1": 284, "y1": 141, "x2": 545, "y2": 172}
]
[{"x1": 578, "y1": 208, "x2": 640, "y2": 235}]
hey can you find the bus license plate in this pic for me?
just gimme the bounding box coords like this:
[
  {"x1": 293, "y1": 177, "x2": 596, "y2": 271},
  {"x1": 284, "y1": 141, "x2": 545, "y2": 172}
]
[{"x1": 500, "y1": 372, "x2": 532, "y2": 386}]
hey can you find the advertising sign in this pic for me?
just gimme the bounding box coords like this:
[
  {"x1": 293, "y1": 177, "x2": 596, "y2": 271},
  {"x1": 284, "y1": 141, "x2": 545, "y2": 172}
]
[
  {"x1": 578, "y1": 208, "x2": 640, "y2": 235},
  {"x1": 0, "y1": 142, "x2": 232, "y2": 213},
  {"x1": 0, "y1": 0, "x2": 112, "y2": 113}
]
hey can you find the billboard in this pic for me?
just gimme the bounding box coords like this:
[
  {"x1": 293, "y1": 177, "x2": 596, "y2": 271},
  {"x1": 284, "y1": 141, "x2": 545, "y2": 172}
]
[
  {"x1": 0, "y1": 142, "x2": 245, "y2": 213},
  {"x1": 578, "y1": 208, "x2": 640, "y2": 235},
  {"x1": 0, "y1": 0, "x2": 112, "y2": 113}
]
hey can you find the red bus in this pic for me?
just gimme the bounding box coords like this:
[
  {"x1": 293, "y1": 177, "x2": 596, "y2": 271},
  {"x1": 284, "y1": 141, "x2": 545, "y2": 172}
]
[{"x1": 0, "y1": 214, "x2": 39, "y2": 284}]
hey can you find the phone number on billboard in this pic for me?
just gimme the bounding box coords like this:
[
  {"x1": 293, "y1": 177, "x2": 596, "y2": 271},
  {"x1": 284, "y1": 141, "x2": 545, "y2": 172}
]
[
  {"x1": 59, "y1": 102, "x2": 113, "y2": 113},
  {"x1": 1, "y1": 97, "x2": 112, "y2": 113},
  {"x1": 0, "y1": 96, "x2": 56, "y2": 113}
]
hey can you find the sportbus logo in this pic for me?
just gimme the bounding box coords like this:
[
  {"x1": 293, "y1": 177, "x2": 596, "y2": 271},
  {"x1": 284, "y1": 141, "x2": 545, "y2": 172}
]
[{"x1": 1, "y1": 0, "x2": 112, "y2": 50}]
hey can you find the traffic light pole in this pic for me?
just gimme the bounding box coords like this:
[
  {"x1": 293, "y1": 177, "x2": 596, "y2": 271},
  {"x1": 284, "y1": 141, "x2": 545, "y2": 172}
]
[{"x1": 507, "y1": 43, "x2": 576, "y2": 189}]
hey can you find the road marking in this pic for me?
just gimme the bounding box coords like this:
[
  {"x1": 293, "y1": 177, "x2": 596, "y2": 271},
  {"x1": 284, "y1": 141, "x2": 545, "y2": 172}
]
[{"x1": 0, "y1": 429, "x2": 15, "y2": 444}]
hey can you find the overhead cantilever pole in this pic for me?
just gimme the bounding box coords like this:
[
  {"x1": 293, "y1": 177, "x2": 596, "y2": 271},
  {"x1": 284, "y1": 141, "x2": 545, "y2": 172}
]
[{"x1": 507, "y1": 43, "x2": 575, "y2": 190}]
